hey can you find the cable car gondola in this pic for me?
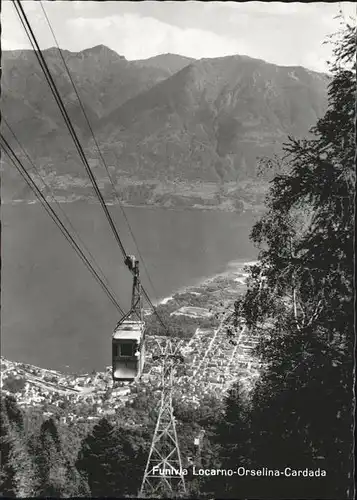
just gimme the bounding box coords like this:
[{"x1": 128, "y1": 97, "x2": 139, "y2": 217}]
[{"x1": 112, "y1": 255, "x2": 146, "y2": 381}]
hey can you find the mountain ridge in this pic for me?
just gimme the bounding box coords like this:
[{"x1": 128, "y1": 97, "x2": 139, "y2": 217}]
[
  {"x1": 134, "y1": 53, "x2": 195, "y2": 74},
  {"x1": 95, "y1": 52, "x2": 328, "y2": 184},
  {"x1": 1, "y1": 46, "x2": 329, "y2": 210}
]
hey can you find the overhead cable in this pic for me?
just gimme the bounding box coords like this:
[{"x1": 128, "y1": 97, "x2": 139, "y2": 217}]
[
  {"x1": 13, "y1": 0, "x2": 169, "y2": 334},
  {"x1": 13, "y1": 0, "x2": 127, "y2": 257},
  {"x1": 39, "y1": 0, "x2": 160, "y2": 304},
  {"x1": 3, "y1": 117, "x2": 120, "y2": 303},
  {"x1": 1, "y1": 134, "x2": 125, "y2": 316}
]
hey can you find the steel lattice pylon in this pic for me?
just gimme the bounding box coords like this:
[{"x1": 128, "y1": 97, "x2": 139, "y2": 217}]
[
  {"x1": 139, "y1": 340, "x2": 187, "y2": 498},
  {"x1": 125, "y1": 255, "x2": 143, "y2": 321}
]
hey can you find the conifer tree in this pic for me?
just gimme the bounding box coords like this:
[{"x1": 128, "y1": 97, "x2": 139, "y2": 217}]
[
  {"x1": 34, "y1": 418, "x2": 67, "y2": 496},
  {"x1": 76, "y1": 418, "x2": 151, "y2": 497},
  {"x1": 114, "y1": 425, "x2": 150, "y2": 496},
  {"x1": 0, "y1": 396, "x2": 38, "y2": 497},
  {"x1": 207, "y1": 384, "x2": 251, "y2": 498},
  {"x1": 0, "y1": 397, "x2": 16, "y2": 496},
  {"x1": 3, "y1": 395, "x2": 24, "y2": 431},
  {"x1": 75, "y1": 417, "x2": 121, "y2": 497},
  {"x1": 33, "y1": 417, "x2": 90, "y2": 497}
]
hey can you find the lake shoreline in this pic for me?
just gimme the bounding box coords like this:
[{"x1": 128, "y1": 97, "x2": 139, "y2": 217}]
[
  {"x1": 156, "y1": 258, "x2": 258, "y2": 307},
  {"x1": 4, "y1": 198, "x2": 264, "y2": 215},
  {"x1": 2, "y1": 258, "x2": 257, "y2": 374},
  {"x1": 3, "y1": 203, "x2": 257, "y2": 373}
]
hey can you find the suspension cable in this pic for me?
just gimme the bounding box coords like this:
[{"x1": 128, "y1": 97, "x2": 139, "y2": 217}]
[
  {"x1": 1, "y1": 134, "x2": 125, "y2": 315},
  {"x1": 2, "y1": 118, "x2": 120, "y2": 303},
  {"x1": 13, "y1": 0, "x2": 169, "y2": 334},
  {"x1": 13, "y1": 0, "x2": 127, "y2": 256},
  {"x1": 39, "y1": 0, "x2": 160, "y2": 304}
]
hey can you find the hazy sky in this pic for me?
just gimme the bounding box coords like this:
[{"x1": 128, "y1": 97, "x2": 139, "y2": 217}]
[{"x1": 2, "y1": 1, "x2": 356, "y2": 72}]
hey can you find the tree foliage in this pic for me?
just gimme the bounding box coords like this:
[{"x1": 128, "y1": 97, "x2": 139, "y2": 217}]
[
  {"x1": 213, "y1": 18, "x2": 355, "y2": 500},
  {"x1": 1, "y1": 17, "x2": 354, "y2": 500},
  {"x1": 76, "y1": 418, "x2": 120, "y2": 497},
  {"x1": 32, "y1": 417, "x2": 90, "y2": 497},
  {"x1": 2, "y1": 375, "x2": 26, "y2": 394},
  {"x1": 0, "y1": 396, "x2": 38, "y2": 497},
  {"x1": 75, "y1": 417, "x2": 149, "y2": 497}
]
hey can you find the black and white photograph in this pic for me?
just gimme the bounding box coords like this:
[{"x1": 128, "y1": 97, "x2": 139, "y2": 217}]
[{"x1": 1, "y1": 1, "x2": 355, "y2": 498}]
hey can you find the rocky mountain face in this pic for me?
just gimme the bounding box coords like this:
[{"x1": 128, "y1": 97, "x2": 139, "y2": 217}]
[
  {"x1": 98, "y1": 55, "x2": 328, "y2": 182},
  {"x1": 1, "y1": 45, "x2": 173, "y2": 147},
  {"x1": 1, "y1": 46, "x2": 328, "y2": 210}
]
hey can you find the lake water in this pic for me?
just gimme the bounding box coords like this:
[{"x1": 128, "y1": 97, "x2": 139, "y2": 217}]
[{"x1": 2, "y1": 202, "x2": 257, "y2": 373}]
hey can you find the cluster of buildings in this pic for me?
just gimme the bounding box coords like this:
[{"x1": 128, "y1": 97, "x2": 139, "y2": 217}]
[
  {"x1": 1, "y1": 319, "x2": 260, "y2": 420},
  {"x1": 135, "y1": 322, "x2": 261, "y2": 406},
  {"x1": 1, "y1": 263, "x2": 262, "y2": 418},
  {"x1": 178, "y1": 323, "x2": 261, "y2": 403},
  {"x1": 1, "y1": 321, "x2": 260, "y2": 421},
  {"x1": 0, "y1": 358, "x2": 129, "y2": 418}
]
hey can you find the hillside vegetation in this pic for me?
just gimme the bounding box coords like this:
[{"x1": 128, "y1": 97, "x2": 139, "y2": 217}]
[
  {"x1": 1, "y1": 20, "x2": 354, "y2": 499},
  {"x1": 210, "y1": 19, "x2": 355, "y2": 499},
  {"x1": 2, "y1": 47, "x2": 328, "y2": 210}
]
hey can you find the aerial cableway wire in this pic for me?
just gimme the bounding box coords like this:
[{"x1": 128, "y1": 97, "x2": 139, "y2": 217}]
[
  {"x1": 39, "y1": 0, "x2": 160, "y2": 304},
  {"x1": 13, "y1": 0, "x2": 127, "y2": 256},
  {"x1": 0, "y1": 133, "x2": 125, "y2": 316},
  {"x1": 2, "y1": 118, "x2": 120, "y2": 304},
  {"x1": 13, "y1": 0, "x2": 169, "y2": 335}
]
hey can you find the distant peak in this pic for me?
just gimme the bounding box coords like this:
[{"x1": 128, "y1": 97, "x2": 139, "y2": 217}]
[
  {"x1": 80, "y1": 45, "x2": 126, "y2": 60},
  {"x1": 160, "y1": 53, "x2": 194, "y2": 60},
  {"x1": 136, "y1": 53, "x2": 195, "y2": 63},
  {"x1": 43, "y1": 46, "x2": 72, "y2": 56}
]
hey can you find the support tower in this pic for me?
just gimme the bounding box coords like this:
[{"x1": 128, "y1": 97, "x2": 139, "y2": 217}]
[{"x1": 139, "y1": 340, "x2": 186, "y2": 498}]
